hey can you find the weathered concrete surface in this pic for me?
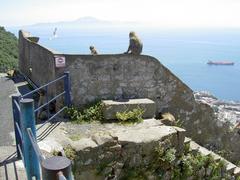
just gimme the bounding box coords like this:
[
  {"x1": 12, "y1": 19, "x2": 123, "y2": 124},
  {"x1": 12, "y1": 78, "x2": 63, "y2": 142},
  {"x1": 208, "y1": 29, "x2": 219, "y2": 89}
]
[
  {"x1": 60, "y1": 54, "x2": 221, "y2": 147},
  {"x1": 0, "y1": 75, "x2": 16, "y2": 146},
  {"x1": 194, "y1": 91, "x2": 240, "y2": 163},
  {"x1": 36, "y1": 119, "x2": 185, "y2": 179},
  {"x1": 102, "y1": 98, "x2": 156, "y2": 120},
  {"x1": 19, "y1": 30, "x2": 57, "y2": 96},
  {"x1": 36, "y1": 120, "x2": 240, "y2": 179}
]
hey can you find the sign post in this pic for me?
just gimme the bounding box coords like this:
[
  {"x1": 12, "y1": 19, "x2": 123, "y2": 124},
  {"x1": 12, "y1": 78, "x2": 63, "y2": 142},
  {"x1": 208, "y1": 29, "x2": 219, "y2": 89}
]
[{"x1": 55, "y1": 56, "x2": 66, "y2": 68}]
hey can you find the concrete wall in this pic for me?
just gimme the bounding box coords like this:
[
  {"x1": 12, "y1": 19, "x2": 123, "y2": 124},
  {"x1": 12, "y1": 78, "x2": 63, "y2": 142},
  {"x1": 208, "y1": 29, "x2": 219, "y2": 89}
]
[
  {"x1": 19, "y1": 30, "x2": 56, "y2": 86},
  {"x1": 59, "y1": 54, "x2": 220, "y2": 145}
]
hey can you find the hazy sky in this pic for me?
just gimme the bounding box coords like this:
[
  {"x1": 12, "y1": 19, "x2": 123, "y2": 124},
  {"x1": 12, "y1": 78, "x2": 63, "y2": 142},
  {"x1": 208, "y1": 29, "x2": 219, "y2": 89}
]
[{"x1": 1, "y1": 0, "x2": 240, "y2": 28}]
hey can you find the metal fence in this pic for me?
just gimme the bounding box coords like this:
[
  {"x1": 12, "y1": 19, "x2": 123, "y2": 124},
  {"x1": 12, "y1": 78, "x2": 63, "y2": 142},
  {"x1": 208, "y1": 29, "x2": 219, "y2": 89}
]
[{"x1": 12, "y1": 71, "x2": 72, "y2": 180}]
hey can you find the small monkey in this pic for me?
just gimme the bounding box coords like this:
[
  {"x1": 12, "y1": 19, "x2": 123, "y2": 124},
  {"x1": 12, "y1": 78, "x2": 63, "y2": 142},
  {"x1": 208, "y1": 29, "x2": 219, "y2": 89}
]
[{"x1": 89, "y1": 46, "x2": 98, "y2": 55}]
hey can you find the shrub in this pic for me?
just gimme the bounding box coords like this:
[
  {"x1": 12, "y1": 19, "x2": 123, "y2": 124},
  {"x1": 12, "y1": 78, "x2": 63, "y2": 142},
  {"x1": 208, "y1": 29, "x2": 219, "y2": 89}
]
[
  {"x1": 116, "y1": 107, "x2": 144, "y2": 124},
  {"x1": 152, "y1": 145, "x2": 228, "y2": 179},
  {"x1": 0, "y1": 26, "x2": 18, "y2": 72},
  {"x1": 63, "y1": 145, "x2": 77, "y2": 161},
  {"x1": 65, "y1": 102, "x2": 104, "y2": 123}
]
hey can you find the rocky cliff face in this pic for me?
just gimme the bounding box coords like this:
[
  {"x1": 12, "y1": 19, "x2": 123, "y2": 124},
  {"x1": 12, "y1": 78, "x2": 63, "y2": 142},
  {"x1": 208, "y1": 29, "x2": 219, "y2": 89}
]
[
  {"x1": 195, "y1": 91, "x2": 240, "y2": 128},
  {"x1": 194, "y1": 91, "x2": 240, "y2": 163}
]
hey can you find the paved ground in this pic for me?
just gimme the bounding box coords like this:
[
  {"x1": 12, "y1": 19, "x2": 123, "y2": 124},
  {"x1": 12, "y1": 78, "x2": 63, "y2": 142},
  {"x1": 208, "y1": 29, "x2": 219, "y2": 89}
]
[
  {"x1": 0, "y1": 73, "x2": 64, "y2": 180},
  {"x1": 0, "y1": 73, "x2": 27, "y2": 180},
  {"x1": 0, "y1": 74, "x2": 18, "y2": 146}
]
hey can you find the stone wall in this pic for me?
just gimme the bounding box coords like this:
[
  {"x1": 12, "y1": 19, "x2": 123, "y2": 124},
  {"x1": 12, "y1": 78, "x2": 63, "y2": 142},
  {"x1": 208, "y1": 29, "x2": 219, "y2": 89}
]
[
  {"x1": 38, "y1": 120, "x2": 240, "y2": 179},
  {"x1": 19, "y1": 30, "x2": 56, "y2": 87},
  {"x1": 19, "y1": 30, "x2": 240, "y2": 162},
  {"x1": 60, "y1": 54, "x2": 221, "y2": 147}
]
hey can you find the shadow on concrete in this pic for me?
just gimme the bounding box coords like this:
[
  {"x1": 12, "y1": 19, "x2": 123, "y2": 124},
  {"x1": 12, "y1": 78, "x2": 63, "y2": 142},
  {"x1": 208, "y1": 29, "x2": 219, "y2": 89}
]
[
  {"x1": 0, "y1": 152, "x2": 22, "y2": 180},
  {"x1": 37, "y1": 121, "x2": 61, "y2": 141},
  {"x1": 0, "y1": 152, "x2": 17, "y2": 166}
]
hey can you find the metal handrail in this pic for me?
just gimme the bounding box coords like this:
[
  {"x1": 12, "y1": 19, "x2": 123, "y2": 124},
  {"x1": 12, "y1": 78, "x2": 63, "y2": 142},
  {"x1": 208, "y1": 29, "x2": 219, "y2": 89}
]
[
  {"x1": 17, "y1": 144, "x2": 24, "y2": 163},
  {"x1": 27, "y1": 128, "x2": 44, "y2": 162},
  {"x1": 15, "y1": 122, "x2": 23, "y2": 141},
  {"x1": 13, "y1": 99, "x2": 20, "y2": 112},
  {"x1": 21, "y1": 75, "x2": 66, "y2": 98},
  {"x1": 34, "y1": 91, "x2": 65, "y2": 113},
  {"x1": 12, "y1": 71, "x2": 72, "y2": 180}
]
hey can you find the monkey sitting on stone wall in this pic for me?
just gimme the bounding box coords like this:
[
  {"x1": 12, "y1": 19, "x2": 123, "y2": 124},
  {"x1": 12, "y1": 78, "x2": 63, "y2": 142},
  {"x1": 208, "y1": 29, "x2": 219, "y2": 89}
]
[
  {"x1": 89, "y1": 46, "x2": 98, "y2": 55},
  {"x1": 124, "y1": 31, "x2": 143, "y2": 55}
]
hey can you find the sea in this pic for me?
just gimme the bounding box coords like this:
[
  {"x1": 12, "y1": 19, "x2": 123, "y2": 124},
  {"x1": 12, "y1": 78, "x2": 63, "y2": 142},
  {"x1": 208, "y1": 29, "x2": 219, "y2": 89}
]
[{"x1": 7, "y1": 27, "x2": 240, "y2": 102}]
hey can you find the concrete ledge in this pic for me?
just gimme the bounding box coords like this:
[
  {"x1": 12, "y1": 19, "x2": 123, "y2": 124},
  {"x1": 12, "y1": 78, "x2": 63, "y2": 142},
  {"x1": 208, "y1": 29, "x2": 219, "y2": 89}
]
[{"x1": 102, "y1": 98, "x2": 156, "y2": 120}]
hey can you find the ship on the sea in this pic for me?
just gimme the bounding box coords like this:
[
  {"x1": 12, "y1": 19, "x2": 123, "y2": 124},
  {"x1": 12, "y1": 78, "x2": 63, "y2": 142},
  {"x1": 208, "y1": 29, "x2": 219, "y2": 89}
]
[{"x1": 207, "y1": 60, "x2": 234, "y2": 65}]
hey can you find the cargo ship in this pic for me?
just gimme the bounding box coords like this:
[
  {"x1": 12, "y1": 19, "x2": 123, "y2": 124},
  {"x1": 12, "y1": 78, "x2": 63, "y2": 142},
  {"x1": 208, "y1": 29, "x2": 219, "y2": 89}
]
[{"x1": 207, "y1": 60, "x2": 234, "y2": 65}]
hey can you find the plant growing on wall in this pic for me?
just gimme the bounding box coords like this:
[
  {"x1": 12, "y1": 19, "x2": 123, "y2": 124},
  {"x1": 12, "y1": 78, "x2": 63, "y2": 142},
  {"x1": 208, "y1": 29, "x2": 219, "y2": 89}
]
[
  {"x1": 152, "y1": 145, "x2": 229, "y2": 179},
  {"x1": 65, "y1": 102, "x2": 104, "y2": 123},
  {"x1": 116, "y1": 107, "x2": 144, "y2": 124}
]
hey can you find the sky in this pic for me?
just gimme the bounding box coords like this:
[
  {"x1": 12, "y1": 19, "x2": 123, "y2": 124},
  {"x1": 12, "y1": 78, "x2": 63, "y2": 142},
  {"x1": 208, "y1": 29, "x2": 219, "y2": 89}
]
[{"x1": 1, "y1": 0, "x2": 240, "y2": 28}]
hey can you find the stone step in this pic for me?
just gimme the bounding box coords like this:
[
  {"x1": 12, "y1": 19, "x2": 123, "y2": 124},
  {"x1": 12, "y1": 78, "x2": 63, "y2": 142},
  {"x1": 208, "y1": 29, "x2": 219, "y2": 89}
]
[
  {"x1": 224, "y1": 160, "x2": 236, "y2": 174},
  {"x1": 210, "y1": 152, "x2": 222, "y2": 162},
  {"x1": 198, "y1": 146, "x2": 211, "y2": 156},
  {"x1": 188, "y1": 142, "x2": 239, "y2": 176},
  {"x1": 189, "y1": 141, "x2": 201, "y2": 155},
  {"x1": 184, "y1": 137, "x2": 191, "y2": 144},
  {"x1": 102, "y1": 98, "x2": 156, "y2": 120},
  {"x1": 172, "y1": 127, "x2": 186, "y2": 154},
  {"x1": 234, "y1": 167, "x2": 240, "y2": 177}
]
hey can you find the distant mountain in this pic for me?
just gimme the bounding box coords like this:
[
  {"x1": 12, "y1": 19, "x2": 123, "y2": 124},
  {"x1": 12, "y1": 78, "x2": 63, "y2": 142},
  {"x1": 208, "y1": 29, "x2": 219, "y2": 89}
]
[
  {"x1": 30, "y1": 16, "x2": 140, "y2": 29},
  {"x1": 74, "y1": 16, "x2": 109, "y2": 24},
  {"x1": 0, "y1": 26, "x2": 18, "y2": 72}
]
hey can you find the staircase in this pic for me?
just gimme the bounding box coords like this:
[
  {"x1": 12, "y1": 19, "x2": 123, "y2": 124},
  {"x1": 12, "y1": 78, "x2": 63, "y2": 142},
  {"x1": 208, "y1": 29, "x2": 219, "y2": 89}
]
[
  {"x1": 102, "y1": 98, "x2": 156, "y2": 120},
  {"x1": 102, "y1": 98, "x2": 240, "y2": 178},
  {"x1": 184, "y1": 137, "x2": 240, "y2": 178}
]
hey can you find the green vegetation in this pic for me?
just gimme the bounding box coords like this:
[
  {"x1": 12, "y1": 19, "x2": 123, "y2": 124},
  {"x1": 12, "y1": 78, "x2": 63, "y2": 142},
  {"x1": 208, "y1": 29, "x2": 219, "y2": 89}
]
[
  {"x1": 65, "y1": 102, "x2": 144, "y2": 124},
  {"x1": 52, "y1": 145, "x2": 77, "y2": 161},
  {"x1": 65, "y1": 102, "x2": 104, "y2": 123},
  {"x1": 116, "y1": 107, "x2": 144, "y2": 124},
  {"x1": 153, "y1": 146, "x2": 228, "y2": 179},
  {"x1": 120, "y1": 168, "x2": 147, "y2": 180},
  {"x1": 0, "y1": 26, "x2": 18, "y2": 72},
  {"x1": 69, "y1": 134, "x2": 81, "y2": 141},
  {"x1": 63, "y1": 145, "x2": 77, "y2": 161},
  {"x1": 120, "y1": 145, "x2": 230, "y2": 180}
]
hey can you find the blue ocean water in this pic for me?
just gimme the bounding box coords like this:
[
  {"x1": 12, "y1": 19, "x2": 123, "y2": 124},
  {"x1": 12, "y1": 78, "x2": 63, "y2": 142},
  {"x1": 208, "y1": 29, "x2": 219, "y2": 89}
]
[{"x1": 8, "y1": 27, "x2": 240, "y2": 101}]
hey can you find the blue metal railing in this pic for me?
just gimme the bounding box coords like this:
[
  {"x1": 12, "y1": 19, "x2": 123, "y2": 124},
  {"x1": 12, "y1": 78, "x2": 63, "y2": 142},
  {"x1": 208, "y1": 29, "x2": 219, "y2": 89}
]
[{"x1": 12, "y1": 71, "x2": 72, "y2": 180}]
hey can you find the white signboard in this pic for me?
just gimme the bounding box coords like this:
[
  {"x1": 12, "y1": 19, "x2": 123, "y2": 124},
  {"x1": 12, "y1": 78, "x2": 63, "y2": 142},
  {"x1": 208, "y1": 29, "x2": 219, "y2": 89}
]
[{"x1": 55, "y1": 56, "x2": 66, "y2": 68}]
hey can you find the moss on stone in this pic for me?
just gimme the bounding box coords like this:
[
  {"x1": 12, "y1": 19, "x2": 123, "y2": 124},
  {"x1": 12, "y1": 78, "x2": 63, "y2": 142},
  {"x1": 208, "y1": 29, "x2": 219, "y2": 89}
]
[
  {"x1": 69, "y1": 134, "x2": 81, "y2": 141},
  {"x1": 63, "y1": 145, "x2": 77, "y2": 161}
]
